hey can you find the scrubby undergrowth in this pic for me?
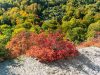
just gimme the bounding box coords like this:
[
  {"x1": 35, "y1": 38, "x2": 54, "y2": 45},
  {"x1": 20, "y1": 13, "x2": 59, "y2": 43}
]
[{"x1": 6, "y1": 31, "x2": 78, "y2": 62}]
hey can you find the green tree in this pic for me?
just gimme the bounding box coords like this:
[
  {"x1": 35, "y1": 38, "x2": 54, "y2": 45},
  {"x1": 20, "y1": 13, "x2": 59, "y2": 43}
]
[{"x1": 87, "y1": 20, "x2": 100, "y2": 40}]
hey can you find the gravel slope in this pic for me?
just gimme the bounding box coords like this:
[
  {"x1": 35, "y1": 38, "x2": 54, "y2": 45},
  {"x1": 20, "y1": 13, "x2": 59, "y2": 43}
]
[{"x1": 0, "y1": 47, "x2": 100, "y2": 75}]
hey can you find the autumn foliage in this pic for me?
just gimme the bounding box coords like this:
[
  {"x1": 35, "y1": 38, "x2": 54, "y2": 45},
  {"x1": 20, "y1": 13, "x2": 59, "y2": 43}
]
[
  {"x1": 26, "y1": 32, "x2": 78, "y2": 62},
  {"x1": 78, "y1": 39, "x2": 100, "y2": 48},
  {"x1": 6, "y1": 31, "x2": 36, "y2": 58},
  {"x1": 6, "y1": 31, "x2": 78, "y2": 62}
]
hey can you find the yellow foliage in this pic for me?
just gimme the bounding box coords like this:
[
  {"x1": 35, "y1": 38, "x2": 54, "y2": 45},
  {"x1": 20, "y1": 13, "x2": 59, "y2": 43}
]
[
  {"x1": 16, "y1": 18, "x2": 24, "y2": 25},
  {"x1": 7, "y1": 7, "x2": 19, "y2": 16},
  {"x1": 12, "y1": 28, "x2": 26, "y2": 37},
  {"x1": 0, "y1": 16, "x2": 3, "y2": 20},
  {"x1": 19, "y1": 10, "x2": 28, "y2": 17}
]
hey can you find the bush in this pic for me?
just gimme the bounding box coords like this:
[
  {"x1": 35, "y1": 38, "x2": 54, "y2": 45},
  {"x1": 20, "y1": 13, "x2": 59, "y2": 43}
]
[
  {"x1": 26, "y1": 32, "x2": 78, "y2": 62},
  {"x1": 14, "y1": 22, "x2": 32, "y2": 29},
  {"x1": 12, "y1": 28, "x2": 26, "y2": 36},
  {"x1": 42, "y1": 19, "x2": 59, "y2": 31},
  {"x1": 66, "y1": 27, "x2": 86, "y2": 44},
  {"x1": 0, "y1": 24, "x2": 12, "y2": 45},
  {"x1": 78, "y1": 31, "x2": 100, "y2": 48},
  {"x1": 6, "y1": 31, "x2": 36, "y2": 58},
  {"x1": 6, "y1": 31, "x2": 78, "y2": 61},
  {"x1": 12, "y1": 22, "x2": 34, "y2": 36},
  {"x1": 62, "y1": 18, "x2": 87, "y2": 44},
  {"x1": 87, "y1": 20, "x2": 100, "y2": 40},
  {"x1": 22, "y1": 22, "x2": 32, "y2": 29},
  {"x1": 0, "y1": 43, "x2": 8, "y2": 58},
  {"x1": 0, "y1": 25, "x2": 12, "y2": 59}
]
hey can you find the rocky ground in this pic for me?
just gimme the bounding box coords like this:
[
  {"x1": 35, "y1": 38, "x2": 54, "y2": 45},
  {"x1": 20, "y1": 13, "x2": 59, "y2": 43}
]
[{"x1": 0, "y1": 47, "x2": 100, "y2": 75}]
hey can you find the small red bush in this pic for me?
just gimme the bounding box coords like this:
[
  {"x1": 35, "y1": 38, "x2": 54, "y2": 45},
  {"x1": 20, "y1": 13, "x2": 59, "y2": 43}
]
[
  {"x1": 6, "y1": 31, "x2": 36, "y2": 58},
  {"x1": 6, "y1": 31, "x2": 78, "y2": 61},
  {"x1": 26, "y1": 32, "x2": 78, "y2": 62}
]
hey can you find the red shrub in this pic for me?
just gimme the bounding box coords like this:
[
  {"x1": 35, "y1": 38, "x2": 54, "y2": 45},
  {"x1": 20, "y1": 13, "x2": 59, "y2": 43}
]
[
  {"x1": 6, "y1": 31, "x2": 78, "y2": 61},
  {"x1": 26, "y1": 46, "x2": 56, "y2": 62},
  {"x1": 26, "y1": 32, "x2": 78, "y2": 62},
  {"x1": 6, "y1": 31, "x2": 36, "y2": 58}
]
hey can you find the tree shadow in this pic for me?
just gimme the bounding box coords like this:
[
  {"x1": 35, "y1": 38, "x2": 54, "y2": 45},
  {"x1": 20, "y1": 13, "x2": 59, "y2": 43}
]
[
  {"x1": 0, "y1": 59, "x2": 21, "y2": 75},
  {"x1": 45, "y1": 52, "x2": 100, "y2": 75}
]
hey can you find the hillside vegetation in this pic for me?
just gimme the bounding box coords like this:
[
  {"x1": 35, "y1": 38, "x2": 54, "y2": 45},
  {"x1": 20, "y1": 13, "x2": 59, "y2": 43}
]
[{"x1": 0, "y1": 0, "x2": 100, "y2": 61}]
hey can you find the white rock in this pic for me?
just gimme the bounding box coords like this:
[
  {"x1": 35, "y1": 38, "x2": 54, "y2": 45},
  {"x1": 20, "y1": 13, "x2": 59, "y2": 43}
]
[{"x1": 0, "y1": 47, "x2": 100, "y2": 75}]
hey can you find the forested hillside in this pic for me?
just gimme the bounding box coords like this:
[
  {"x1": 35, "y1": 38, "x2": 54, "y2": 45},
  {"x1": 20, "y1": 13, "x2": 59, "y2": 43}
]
[{"x1": 0, "y1": 0, "x2": 100, "y2": 59}]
